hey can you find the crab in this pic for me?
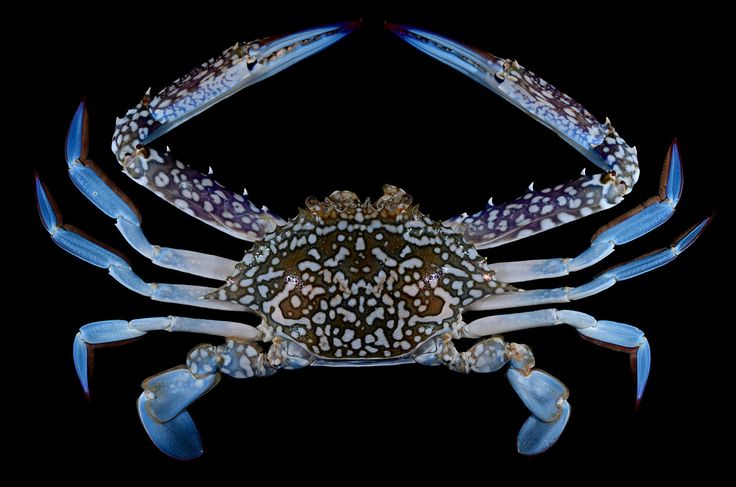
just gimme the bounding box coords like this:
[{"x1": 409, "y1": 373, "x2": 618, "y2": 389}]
[{"x1": 36, "y1": 21, "x2": 709, "y2": 459}]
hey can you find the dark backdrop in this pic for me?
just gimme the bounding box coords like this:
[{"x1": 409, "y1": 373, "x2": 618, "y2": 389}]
[{"x1": 25, "y1": 4, "x2": 725, "y2": 481}]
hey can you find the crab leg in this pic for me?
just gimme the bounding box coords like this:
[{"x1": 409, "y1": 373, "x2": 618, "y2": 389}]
[
  {"x1": 35, "y1": 176, "x2": 248, "y2": 312},
  {"x1": 64, "y1": 101, "x2": 238, "y2": 279},
  {"x1": 138, "y1": 338, "x2": 312, "y2": 459},
  {"x1": 458, "y1": 309, "x2": 650, "y2": 405},
  {"x1": 490, "y1": 142, "x2": 682, "y2": 282},
  {"x1": 72, "y1": 316, "x2": 263, "y2": 396},
  {"x1": 471, "y1": 216, "x2": 710, "y2": 311},
  {"x1": 414, "y1": 334, "x2": 570, "y2": 455},
  {"x1": 388, "y1": 24, "x2": 639, "y2": 248},
  {"x1": 112, "y1": 22, "x2": 358, "y2": 241}
]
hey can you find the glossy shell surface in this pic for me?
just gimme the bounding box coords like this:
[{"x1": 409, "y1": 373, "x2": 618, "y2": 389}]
[{"x1": 215, "y1": 186, "x2": 511, "y2": 359}]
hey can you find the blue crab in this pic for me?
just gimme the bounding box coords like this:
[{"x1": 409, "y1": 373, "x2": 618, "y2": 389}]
[{"x1": 36, "y1": 21, "x2": 709, "y2": 459}]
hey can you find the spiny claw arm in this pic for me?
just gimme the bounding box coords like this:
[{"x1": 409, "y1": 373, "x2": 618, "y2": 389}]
[
  {"x1": 121, "y1": 146, "x2": 285, "y2": 241},
  {"x1": 388, "y1": 24, "x2": 639, "y2": 248},
  {"x1": 114, "y1": 21, "x2": 360, "y2": 153},
  {"x1": 490, "y1": 142, "x2": 683, "y2": 282},
  {"x1": 111, "y1": 22, "x2": 358, "y2": 241}
]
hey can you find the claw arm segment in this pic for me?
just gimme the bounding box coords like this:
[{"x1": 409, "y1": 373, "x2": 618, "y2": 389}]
[
  {"x1": 490, "y1": 142, "x2": 683, "y2": 282},
  {"x1": 110, "y1": 23, "x2": 359, "y2": 241},
  {"x1": 122, "y1": 147, "x2": 285, "y2": 241},
  {"x1": 388, "y1": 25, "x2": 641, "y2": 248},
  {"x1": 113, "y1": 22, "x2": 359, "y2": 159},
  {"x1": 389, "y1": 24, "x2": 639, "y2": 190},
  {"x1": 458, "y1": 309, "x2": 650, "y2": 406},
  {"x1": 471, "y1": 214, "x2": 710, "y2": 311},
  {"x1": 446, "y1": 173, "x2": 622, "y2": 249}
]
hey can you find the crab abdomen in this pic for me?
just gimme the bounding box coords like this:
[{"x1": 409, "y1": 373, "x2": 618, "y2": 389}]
[{"x1": 215, "y1": 186, "x2": 511, "y2": 359}]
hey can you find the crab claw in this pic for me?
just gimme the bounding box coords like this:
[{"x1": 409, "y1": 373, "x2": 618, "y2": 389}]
[
  {"x1": 142, "y1": 21, "x2": 360, "y2": 145},
  {"x1": 386, "y1": 23, "x2": 507, "y2": 89},
  {"x1": 387, "y1": 23, "x2": 638, "y2": 191}
]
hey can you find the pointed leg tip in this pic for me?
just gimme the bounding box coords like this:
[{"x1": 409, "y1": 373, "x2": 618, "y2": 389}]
[
  {"x1": 66, "y1": 99, "x2": 89, "y2": 165},
  {"x1": 694, "y1": 215, "x2": 714, "y2": 240},
  {"x1": 34, "y1": 173, "x2": 44, "y2": 194},
  {"x1": 35, "y1": 176, "x2": 59, "y2": 233},
  {"x1": 73, "y1": 334, "x2": 91, "y2": 397},
  {"x1": 675, "y1": 216, "x2": 712, "y2": 253},
  {"x1": 662, "y1": 137, "x2": 684, "y2": 203},
  {"x1": 75, "y1": 97, "x2": 87, "y2": 113},
  {"x1": 667, "y1": 138, "x2": 681, "y2": 165},
  {"x1": 670, "y1": 141, "x2": 682, "y2": 169},
  {"x1": 702, "y1": 214, "x2": 715, "y2": 228},
  {"x1": 634, "y1": 339, "x2": 650, "y2": 408}
]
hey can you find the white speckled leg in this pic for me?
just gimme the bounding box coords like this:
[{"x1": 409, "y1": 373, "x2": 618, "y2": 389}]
[
  {"x1": 413, "y1": 334, "x2": 570, "y2": 455},
  {"x1": 470, "y1": 215, "x2": 710, "y2": 311},
  {"x1": 138, "y1": 338, "x2": 313, "y2": 459}
]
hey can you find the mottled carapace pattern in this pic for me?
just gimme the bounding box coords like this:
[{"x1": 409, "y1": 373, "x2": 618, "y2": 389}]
[{"x1": 214, "y1": 186, "x2": 513, "y2": 359}]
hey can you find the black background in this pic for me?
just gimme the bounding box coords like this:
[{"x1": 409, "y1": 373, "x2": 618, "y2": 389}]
[{"x1": 24, "y1": 3, "x2": 726, "y2": 481}]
